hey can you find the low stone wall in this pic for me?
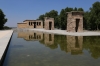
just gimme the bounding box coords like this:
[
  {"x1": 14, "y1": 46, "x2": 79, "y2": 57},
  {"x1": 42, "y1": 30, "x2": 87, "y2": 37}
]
[{"x1": 17, "y1": 23, "x2": 27, "y2": 28}]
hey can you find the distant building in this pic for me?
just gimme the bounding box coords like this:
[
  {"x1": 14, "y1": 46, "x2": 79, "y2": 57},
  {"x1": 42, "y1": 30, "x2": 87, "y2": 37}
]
[
  {"x1": 17, "y1": 20, "x2": 43, "y2": 29},
  {"x1": 18, "y1": 11, "x2": 84, "y2": 32},
  {"x1": 44, "y1": 17, "x2": 54, "y2": 30},
  {"x1": 67, "y1": 11, "x2": 84, "y2": 32},
  {"x1": 17, "y1": 17, "x2": 54, "y2": 30}
]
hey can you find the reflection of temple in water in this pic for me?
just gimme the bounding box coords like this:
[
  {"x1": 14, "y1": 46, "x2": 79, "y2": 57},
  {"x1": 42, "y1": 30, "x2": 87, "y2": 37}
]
[
  {"x1": 67, "y1": 36, "x2": 83, "y2": 55},
  {"x1": 18, "y1": 31, "x2": 43, "y2": 41},
  {"x1": 44, "y1": 33, "x2": 54, "y2": 46},
  {"x1": 18, "y1": 31, "x2": 54, "y2": 45},
  {"x1": 18, "y1": 31, "x2": 83, "y2": 55}
]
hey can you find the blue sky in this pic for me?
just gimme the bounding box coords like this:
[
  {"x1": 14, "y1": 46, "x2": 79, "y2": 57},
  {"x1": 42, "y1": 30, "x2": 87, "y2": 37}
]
[{"x1": 0, "y1": 0, "x2": 99, "y2": 27}]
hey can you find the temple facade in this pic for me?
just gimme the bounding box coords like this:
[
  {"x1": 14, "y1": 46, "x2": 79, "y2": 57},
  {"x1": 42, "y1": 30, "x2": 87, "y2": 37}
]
[
  {"x1": 44, "y1": 17, "x2": 54, "y2": 30},
  {"x1": 17, "y1": 11, "x2": 84, "y2": 32},
  {"x1": 17, "y1": 20, "x2": 43, "y2": 29},
  {"x1": 67, "y1": 11, "x2": 84, "y2": 32},
  {"x1": 17, "y1": 17, "x2": 54, "y2": 30}
]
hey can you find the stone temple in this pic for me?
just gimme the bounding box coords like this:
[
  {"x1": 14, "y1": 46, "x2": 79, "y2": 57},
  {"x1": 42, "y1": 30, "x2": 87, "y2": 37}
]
[
  {"x1": 44, "y1": 17, "x2": 54, "y2": 30},
  {"x1": 17, "y1": 20, "x2": 43, "y2": 29},
  {"x1": 17, "y1": 17, "x2": 54, "y2": 30},
  {"x1": 67, "y1": 11, "x2": 84, "y2": 32}
]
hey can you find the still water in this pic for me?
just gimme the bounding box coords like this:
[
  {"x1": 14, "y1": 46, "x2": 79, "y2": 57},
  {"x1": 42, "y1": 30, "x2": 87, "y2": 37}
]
[{"x1": 2, "y1": 31, "x2": 100, "y2": 66}]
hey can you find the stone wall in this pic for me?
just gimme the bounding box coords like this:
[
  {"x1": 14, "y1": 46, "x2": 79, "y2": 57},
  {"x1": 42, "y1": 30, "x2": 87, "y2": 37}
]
[
  {"x1": 44, "y1": 17, "x2": 54, "y2": 30},
  {"x1": 17, "y1": 20, "x2": 43, "y2": 29},
  {"x1": 67, "y1": 11, "x2": 83, "y2": 32},
  {"x1": 17, "y1": 23, "x2": 27, "y2": 28},
  {"x1": 25, "y1": 20, "x2": 43, "y2": 29}
]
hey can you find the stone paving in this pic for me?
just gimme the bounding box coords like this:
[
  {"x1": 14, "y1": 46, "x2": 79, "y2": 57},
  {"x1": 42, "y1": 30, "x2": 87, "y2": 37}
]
[
  {"x1": 29, "y1": 29, "x2": 100, "y2": 36},
  {"x1": 0, "y1": 30, "x2": 13, "y2": 60}
]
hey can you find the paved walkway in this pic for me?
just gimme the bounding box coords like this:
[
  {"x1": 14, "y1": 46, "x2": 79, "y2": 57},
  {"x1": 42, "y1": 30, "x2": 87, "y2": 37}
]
[
  {"x1": 0, "y1": 30, "x2": 13, "y2": 61},
  {"x1": 29, "y1": 29, "x2": 100, "y2": 36}
]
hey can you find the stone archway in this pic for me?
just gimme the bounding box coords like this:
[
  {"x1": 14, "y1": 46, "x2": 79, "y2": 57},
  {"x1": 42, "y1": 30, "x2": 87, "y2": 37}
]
[
  {"x1": 75, "y1": 19, "x2": 80, "y2": 32},
  {"x1": 44, "y1": 17, "x2": 54, "y2": 30},
  {"x1": 49, "y1": 22, "x2": 52, "y2": 30},
  {"x1": 67, "y1": 11, "x2": 84, "y2": 32}
]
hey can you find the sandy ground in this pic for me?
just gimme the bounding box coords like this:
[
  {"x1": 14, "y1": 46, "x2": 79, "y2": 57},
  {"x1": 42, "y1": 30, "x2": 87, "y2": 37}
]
[{"x1": 28, "y1": 28, "x2": 100, "y2": 36}]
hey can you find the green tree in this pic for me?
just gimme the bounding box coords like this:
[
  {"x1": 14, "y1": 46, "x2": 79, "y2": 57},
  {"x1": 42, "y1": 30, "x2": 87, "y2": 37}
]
[
  {"x1": 59, "y1": 9, "x2": 66, "y2": 30},
  {"x1": 74, "y1": 7, "x2": 77, "y2": 11},
  {"x1": 89, "y1": 1, "x2": 100, "y2": 30},
  {"x1": 59, "y1": 7, "x2": 73, "y2": 30},
  {"x1": 45, "y1": 10, "x2": 58, "y2": 28},
  {"x1": 0, "y1": 9, "x2": 7, "y2": 30},
  {"x1": 83, "y1": 11, "x2": 91, "y2": 30},
  {"x1": 83, "y1": 36, "x2": 100, "y2": 59},
  {"x1": 78, "y1": 8, "x2": 84, "y2": 11},
  {"x1": 3, "y1": 26, "x2": 11, "y2": 30},
  {"x1": 38, "y1": 14, "x2": 45, "y2": 27},
  {"x1": 55, "y1": 15, "x2": 60, "y2": 28},
  {"x1": 45, "y1": 12, "x2": 50, "y2": 17}
]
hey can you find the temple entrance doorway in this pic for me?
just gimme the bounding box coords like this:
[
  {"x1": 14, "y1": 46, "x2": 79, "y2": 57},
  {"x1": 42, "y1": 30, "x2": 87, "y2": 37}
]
[
  {"x1": 49, "y1": 22, "x2": 52, "y2": 30},
  {"x1": 34, "y1": 22, "x2": 36, "y2": 28},
  {"x1": 75, "y1": 19, "x2": 80, "y2": 32}
]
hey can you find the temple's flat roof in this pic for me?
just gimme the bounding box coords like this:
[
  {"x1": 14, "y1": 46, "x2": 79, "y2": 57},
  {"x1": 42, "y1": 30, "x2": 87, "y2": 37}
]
[
  {"x1": 44, "y1": 17, "x2": 54, "y2": 20},
  {"x1": 71, "y1": 11, "x2": 84, "y2": 12},
  {"x1": 66, "y1": 11, "x2": 84, "y2": 14},
  {"x1": 17, "y1": 23, "x2": 27, "y2": 24},
  {"x1": 23, "y1": 20, "x2": 42, "y2": 22}
]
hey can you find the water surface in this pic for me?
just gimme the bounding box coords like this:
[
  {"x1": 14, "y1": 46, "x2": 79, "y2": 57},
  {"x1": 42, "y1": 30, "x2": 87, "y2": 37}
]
[{"x1": 3, "y1": 31, "x2": 100, "y2": 66}]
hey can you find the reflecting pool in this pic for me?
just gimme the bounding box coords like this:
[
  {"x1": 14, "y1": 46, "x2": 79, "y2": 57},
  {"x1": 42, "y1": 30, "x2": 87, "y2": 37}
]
[{"x1": 2, "y1": 31, "x2": 100, "y2": 66}]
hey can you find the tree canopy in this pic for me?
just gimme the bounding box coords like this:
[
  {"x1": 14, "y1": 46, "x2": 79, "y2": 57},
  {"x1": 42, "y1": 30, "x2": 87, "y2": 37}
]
[
  {"x1": 0, "y1": 9, "x2": 7, "y2": 30},
  {"x1": 37, "y1": 1, "x2": 100, "y2": 30}
]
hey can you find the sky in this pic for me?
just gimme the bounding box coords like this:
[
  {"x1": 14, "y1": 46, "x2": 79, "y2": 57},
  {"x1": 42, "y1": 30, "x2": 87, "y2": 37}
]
[{"x1": 0, "y1": 0, "x2": 99, "y2": 27}]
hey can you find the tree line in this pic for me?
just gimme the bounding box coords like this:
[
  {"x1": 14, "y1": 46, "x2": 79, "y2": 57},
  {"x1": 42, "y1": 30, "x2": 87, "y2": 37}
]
[
  {"x1": 37, "y1": 1, "x2": 100, "y2": 30},
  {"x1": 0, "y1": 9, "x2": 7, "y2": 30}
]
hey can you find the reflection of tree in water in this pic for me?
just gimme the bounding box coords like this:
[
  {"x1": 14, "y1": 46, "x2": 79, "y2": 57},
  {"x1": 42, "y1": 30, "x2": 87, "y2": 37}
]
[
  {"x1": 54, "y1": 35, "x2": 67, "y2": 52},
  {"x1": 39, "y1": 34, "x2": 58, "y2": 49},
  {"x1": 83, "y1": 36, "x2": 100, "y2": 59},
  {"x1": 39, "y1": 33, "x2": 100, "y2": 58},
  {"x1": 18, "y1": 31, "x2": 100, "y2": 58},
  {"x1": 39, "y1": 34, "x2": 83, "y2": 55},
  {"x1": 46, "y1": 43, "x2": 58, "y2": 49},
  {"x1": 39, "y1": 34, "x2": 67, "y2": 50},
  {"x1": 40, "y1": 41, "x2": 58, "y2": 49}
]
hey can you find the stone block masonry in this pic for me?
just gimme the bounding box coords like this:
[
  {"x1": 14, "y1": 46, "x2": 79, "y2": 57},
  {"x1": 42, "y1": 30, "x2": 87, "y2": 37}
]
[
  {"x1": 44, "y1": 17, "x2": 54, "y2": 30},
  {"x1": 17, "y1": 20, "x2": 43, "y2": 29},
  {"x1": 67, "y1": 11, "x2": 84, "y2": 32}
]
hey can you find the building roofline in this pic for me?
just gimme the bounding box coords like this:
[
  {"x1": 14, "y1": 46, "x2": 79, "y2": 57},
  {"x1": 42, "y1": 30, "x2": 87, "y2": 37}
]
[
  {"x1": 17, "y1": 23, "x2": 27, "y2": 24},
  {"x1": 23, "y1": 19, "x2": 42, "y2": 22},
  {"x1": 44, "y1": 17, "x2": 54, "y2": 18},
  {"x1": 66, "y1": 11, "x2": 84, "y2": 14}
]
